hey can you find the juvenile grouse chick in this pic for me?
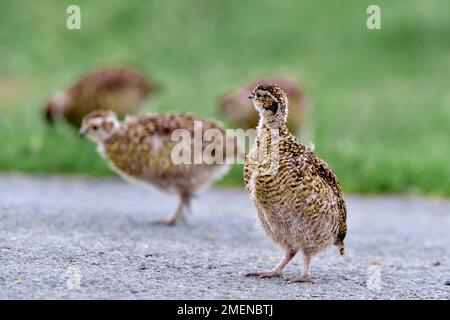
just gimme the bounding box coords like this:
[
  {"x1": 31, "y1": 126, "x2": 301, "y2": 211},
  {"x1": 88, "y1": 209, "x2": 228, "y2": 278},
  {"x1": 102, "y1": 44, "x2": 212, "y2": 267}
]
[
  {"x1": 219, "y1": 75, "x2": 309, "y2": 134},
  {"x1": 45, "y1": 68, "x2": 155, "y2": 128},
  {"x1": 80, "y1": 111, "x2": 234, "y2": 225},
  {"x1": 244, "y1": 84, "x2": 347, "y2": 282}
]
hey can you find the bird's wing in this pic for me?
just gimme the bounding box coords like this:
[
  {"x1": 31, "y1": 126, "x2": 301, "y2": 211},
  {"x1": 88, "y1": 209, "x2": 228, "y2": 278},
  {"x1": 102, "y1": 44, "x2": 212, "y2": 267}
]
[
  {"x1": 130, "y1": 113, "x2": 231, "y2": 169},
  {"x1": 307, "y1": 150, "x2": 347, "y2": 243},
  {"x1": 316, "y1": 157, "x2": 347, "y2": 241},
  {"x1": 287, "y1": 135, "x2": 347, "y2": 243}
]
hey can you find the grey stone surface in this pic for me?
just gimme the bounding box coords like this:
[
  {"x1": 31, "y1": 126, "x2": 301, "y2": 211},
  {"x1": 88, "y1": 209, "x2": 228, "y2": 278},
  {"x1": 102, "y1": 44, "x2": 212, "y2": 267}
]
[{"x1": 0, "y1": 174, "x2": 448, "y2": 299}]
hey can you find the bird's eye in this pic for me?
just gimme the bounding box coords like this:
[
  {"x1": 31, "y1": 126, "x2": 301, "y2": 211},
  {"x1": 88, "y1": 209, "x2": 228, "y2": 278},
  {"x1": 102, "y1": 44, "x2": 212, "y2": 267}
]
[
  {"x1": 92, "y1": 125, "x2": 99, "y2": 130},
  {"x1": 256, "y1": 93, "x2": 261, "y2": 98}
]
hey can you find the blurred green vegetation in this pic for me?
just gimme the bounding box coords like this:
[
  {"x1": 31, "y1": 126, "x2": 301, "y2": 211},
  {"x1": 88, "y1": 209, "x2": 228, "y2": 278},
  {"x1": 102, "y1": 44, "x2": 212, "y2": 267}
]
[{"x1": 0, "y1": 0, "x2": 449, "y2": 196}]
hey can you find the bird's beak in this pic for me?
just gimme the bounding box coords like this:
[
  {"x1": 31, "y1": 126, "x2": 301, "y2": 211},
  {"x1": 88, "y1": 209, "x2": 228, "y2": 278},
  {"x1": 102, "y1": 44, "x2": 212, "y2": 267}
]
[
  {"x1": 248, "y1": 93, "x2": 254, "y2": 100},
  {"x1": 79, "y1": 129, "x2": 86, "y2": 137}
]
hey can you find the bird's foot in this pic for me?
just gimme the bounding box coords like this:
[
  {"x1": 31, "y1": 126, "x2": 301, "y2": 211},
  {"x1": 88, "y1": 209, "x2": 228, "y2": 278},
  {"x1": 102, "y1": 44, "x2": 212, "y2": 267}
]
[
  {"x1": 151, "y1": 219, "x2": 177, "y2": 226},
  {"x1": 288, "y1": 274, "x2": 313, "y2": 283},
  {"x1": 245, "y1": 271, "x2": 282, "y2": 279}
]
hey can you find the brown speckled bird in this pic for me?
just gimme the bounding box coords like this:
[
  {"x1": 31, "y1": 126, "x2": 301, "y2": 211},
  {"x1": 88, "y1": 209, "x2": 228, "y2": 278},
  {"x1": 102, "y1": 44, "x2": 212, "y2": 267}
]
[
  {"x1": 80, "y1": 110, "x2": 234, "y2": 225},
  {"x1": 219, "y1": 75, "x2": 310, "y2": 134},
  {"x1": 45, "y1": 68, "x2": 155, "y2": 128},
  {"x1": 244, "y1": 84, "x2": 347, "y2": 282}
]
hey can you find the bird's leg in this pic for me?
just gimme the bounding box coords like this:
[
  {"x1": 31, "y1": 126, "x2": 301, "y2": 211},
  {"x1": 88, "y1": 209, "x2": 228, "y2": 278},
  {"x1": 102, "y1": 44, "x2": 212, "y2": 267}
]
[
  {"x1": 288, "y1": 253, "x2": 313, "y2": 283},
  {"x1": 246, "y1": 249, "x2": 297, "y2": 278},
  {"x1": 152, "y1": 193, "x2": 191, "y2": 226}
]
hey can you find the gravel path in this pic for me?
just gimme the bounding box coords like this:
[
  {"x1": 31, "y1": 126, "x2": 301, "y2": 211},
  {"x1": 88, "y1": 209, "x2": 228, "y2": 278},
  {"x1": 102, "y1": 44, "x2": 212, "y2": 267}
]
[{"x1": 0, "y1": 175, "x2": 448, "y2": 299}]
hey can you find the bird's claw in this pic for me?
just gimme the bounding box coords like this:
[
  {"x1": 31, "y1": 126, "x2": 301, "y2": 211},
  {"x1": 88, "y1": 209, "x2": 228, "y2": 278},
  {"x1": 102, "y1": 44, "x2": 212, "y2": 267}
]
[{"x1": 287, "y1": 275, "x2": 313, "y2": 283}]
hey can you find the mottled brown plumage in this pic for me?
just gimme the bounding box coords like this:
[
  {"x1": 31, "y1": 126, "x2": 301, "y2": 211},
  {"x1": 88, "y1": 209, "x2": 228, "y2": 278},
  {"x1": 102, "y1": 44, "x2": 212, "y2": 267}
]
[
  {"x1": 244, "y1": 84, "x2": 346, "y2": 282},
  {"x1": 45, "y1": 68, "x2": 155, "y2": 128},
  {"x1": 80, "y1": 111, "x2": 234, "y2": 225},
  {"x1": 219, "y1": 75, "x2": 310, "y2": 134}
]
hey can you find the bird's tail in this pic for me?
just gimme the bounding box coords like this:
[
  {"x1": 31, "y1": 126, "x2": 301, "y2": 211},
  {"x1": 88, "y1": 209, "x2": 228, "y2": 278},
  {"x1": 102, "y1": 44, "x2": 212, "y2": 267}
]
[
  {"x1": 44, "y1": 103, "x2": 55, "y2": 125},
  {"x1": 336, "y1": 241, "x2": 345, "y2": 256}
]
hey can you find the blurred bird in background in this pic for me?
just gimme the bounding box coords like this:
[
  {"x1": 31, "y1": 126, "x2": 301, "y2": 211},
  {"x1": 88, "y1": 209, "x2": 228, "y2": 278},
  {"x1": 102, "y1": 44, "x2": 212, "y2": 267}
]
[
  {"x1": 44, "y1": 67, "x2": 156, "y2": 128},
  {"x1": 219, "y1": 75, "x2": 310, "y2": 135},
  {"x1": 79, "y1": 110, "x2": 237, "y2": 225}
]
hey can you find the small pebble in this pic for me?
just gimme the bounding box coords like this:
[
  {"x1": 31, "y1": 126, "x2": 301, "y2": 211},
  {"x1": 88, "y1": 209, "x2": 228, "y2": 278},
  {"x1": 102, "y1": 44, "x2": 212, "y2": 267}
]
[
  {"x1": 445, "y1": 280, "x2": 450, "y2": 286},
  {"x1": 138, "y1": 263, "x2": 148, "y2": 271}
]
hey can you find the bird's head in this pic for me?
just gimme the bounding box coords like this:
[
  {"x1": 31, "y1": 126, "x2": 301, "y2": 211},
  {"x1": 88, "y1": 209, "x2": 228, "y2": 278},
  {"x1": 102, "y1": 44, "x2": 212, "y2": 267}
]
[
  {"x1": 44, "y1": 91, "x2": 70, "y2": 125},
  {"x1": 79, "y1": 110, "x2": 120, "y2": 143},
  {"x1": 248, "y1": 84, "x2": 288, "y2": 127}
]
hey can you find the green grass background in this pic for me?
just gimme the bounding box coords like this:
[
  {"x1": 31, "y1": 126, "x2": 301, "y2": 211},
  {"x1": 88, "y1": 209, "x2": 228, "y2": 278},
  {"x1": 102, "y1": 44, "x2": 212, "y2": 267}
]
[{"x1": 0, "y1": 0, "x2": 449, "y2": 196}]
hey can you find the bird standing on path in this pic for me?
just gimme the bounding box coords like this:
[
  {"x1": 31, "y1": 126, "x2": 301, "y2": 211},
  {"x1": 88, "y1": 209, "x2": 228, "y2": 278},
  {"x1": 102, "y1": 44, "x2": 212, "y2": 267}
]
[
  {"x1": 80, "y1": 110, "x2": 236, "y2": 225},
  {"x1": 243, "y1": 84, "x2": 347, "y2": 282},
  {"x1": 45, "y1": 68, "x2": 156, "y2": 128},
  {"x1": 219, "y1": 75, "x2": 310, "y2": 135}
]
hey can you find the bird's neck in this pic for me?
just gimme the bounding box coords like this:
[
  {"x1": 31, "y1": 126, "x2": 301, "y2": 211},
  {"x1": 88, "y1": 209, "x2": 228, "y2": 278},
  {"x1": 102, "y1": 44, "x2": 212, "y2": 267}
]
[
  {"x1": 102, "y1": 125, "x2": 124, "y2": 146},
  {"x1": 257, "y1": 116, "x2": 288, "y2": 138}
]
